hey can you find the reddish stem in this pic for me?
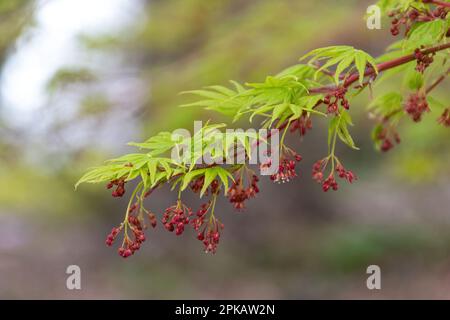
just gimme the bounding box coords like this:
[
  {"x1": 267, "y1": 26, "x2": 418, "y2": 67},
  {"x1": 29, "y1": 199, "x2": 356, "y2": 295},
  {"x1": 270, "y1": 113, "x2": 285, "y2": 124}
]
[
  {"x1": 310, "y1": 42, "x2": 450, "y2": 94},
  {"x1": 426, "y1": 68, "x2": 450, "y2": 94},
  {"x1": 428, "y1": 0, "x2": 450, "y2": 8}
]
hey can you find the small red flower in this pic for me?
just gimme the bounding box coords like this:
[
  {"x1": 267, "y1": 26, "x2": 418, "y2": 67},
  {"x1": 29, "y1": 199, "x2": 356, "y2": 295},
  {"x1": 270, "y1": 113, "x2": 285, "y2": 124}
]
[
  {"x1": 290, "y1": 112, "x2": 313, "y2": 136},
  {"x1": 262, "y1": 148, "x2": 302, "y2": 184},
  {"x1": 405, "y1": 92, "x2": 429, "y2": 122},
  {"x1": 106, "y1": 178, "x2": 126, "y2": 197},
  {"x1": 324, "y1": 87, "x2": 349, "y2": 114},
  {"x1": 312, "y1": 158, "x2": 356, "y2": 192},
  {"x1": 162, "y1": 201, "x2": 192, "y2": 236},
  {"x1": 227, "y1": 174, "x2": 259, "y2": 210},
  {"x1": 190, "y1": 201, "x2": 224, "y2": 254}
]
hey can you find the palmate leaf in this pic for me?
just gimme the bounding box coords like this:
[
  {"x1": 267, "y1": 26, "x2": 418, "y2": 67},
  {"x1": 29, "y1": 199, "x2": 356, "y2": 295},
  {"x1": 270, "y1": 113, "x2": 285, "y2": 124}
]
[
  {"x1": 405, "y1": 19, "x2": 450, "y2": 50},
  {"x1": 245, "y1": 75, "x2": 308, "y2": 105},
  {"x1": 128, "y1": 131, "x2": 177, "y2": 156},
  {"x1": 180, "y1": 81, "x2": 250, "y2": 117},
  {"x1": 242, "y1": 75, "x2": 310, "y2": 126},
  {"x1": 275, "y1": 64, "x2": 316, "y2": 79},
  {"x1": 200, "y1": 167, "x2": 234, "y2": 197},
  {"x1": 76, "y1": 152, "x2": 183, "y2": 190},
  {"x1": 75, "y1": 164, "x2": 131, "y2": 189},
  {"x1": 300, "y1": 46, "x2": 378, "y2": 85}
]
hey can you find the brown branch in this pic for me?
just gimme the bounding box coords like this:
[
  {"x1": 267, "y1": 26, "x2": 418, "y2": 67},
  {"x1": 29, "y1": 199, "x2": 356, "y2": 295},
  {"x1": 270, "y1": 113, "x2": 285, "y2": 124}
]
[
  {"x1": 426, "y1": 68, "x2": 450, "y2": 94},
  {"x1": 428, "y1": 0, "x2": 450, "y2": 8},
  {"x1": 310, "y1": 43, "x2": 450, "y2": 94}
]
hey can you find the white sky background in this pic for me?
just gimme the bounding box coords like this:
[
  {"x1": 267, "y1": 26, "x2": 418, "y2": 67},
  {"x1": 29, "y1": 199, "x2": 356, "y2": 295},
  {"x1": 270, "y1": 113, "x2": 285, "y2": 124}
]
[
  {"x1": 1, "y1": 0, "x2": 139, "y2": 123},
  {"x1": 0, "y1": 0, "x2": 146, "y2": 157}
]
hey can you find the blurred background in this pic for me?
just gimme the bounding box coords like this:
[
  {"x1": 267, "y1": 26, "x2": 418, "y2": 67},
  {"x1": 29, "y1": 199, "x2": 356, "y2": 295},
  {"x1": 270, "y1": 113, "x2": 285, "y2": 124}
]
[{"x1": 1, "y1": 0, "x2": 450, "y2": 299}]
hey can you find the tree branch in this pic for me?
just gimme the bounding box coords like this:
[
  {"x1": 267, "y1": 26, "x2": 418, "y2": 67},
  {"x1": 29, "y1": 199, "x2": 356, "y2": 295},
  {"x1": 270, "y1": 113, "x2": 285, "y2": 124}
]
[
  {"x1": 310, "y1": 42, "x2": 450, "y2": 94},
  {"x1": 428, "y1": 0, "x2": 450, "y2": 8},
  {"x1": 426, "y1": 67, "x2": 450, "y2": 94}
]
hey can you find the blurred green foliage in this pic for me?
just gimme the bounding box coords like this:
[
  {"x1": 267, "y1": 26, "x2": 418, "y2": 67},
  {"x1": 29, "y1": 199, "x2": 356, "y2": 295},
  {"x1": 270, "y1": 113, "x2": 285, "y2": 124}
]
[{"x1": 0, "y1": 0, "x2": 33, "y2": 62}]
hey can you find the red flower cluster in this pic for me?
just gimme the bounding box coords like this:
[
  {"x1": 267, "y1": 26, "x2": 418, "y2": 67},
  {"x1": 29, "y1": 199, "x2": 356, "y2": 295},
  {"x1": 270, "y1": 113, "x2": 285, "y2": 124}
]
[
  {"x1": 389, "y1": 6, "x2": 448, "y2": 36},
  {"x1": 322, "y1": 175, "x2": 338, "y2": 192},
  {"x1": 191, "y1": 202, "x2": 211, "y2": 231},
  {"x1": 405, "y1": 92, "x2": 429, "y2": 122},
  {"x1": 105, "y1": 226, "x2": 122, "y2": 247},
  {"x1": 191, "y1": 205, "x2": 223, "y2": 254},
  {"x1": 200, "y1": 223, "x2": 223, "y2": 254},
  {"x1": 375, "y1": 126, "x2": 401, "y2": 152},
  {"x1": 438, "y1": 108, "x2": 450, "y2": 127},
  {"x1": 106, "y1": 214, "x2": 147, "y2": 258},
  {"x1": 116, "y1": 215, "x2": 147, "y2": 257},
  {"x1": 312, "y1": 159, "x2": 356, "y2": 192},
  {"x1": 227, "y1": 174, "x2": 259, "y2": 210},
  {"x1": 324, "y1": 87, "x2": 349, "y2": 114},
  {"x1": 414, "y1": 48, "x2": 435, "y2": 74},
  {"x1": 336, "y1": 163, "x2": 356, "y2": 184},
  {"x1": 267, "y1": 150, "x2": 302, "y2": 183},
  {"x1": 162, "y1": 201, "x2": 193, "y2": 235},
  {"x1": 106, "y1": 178, "x2": 126, "y2": 197},
  {"x1": 290, "y1": 112, "x2": 313, "y2": 136}
]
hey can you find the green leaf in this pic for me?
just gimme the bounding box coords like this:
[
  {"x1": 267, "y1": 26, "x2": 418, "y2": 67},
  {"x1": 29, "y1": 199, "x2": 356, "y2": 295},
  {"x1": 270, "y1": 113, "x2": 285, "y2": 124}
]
[
  {"x1": 180, "y1": 84, "x2": 250, "y2": 117},
  {"x1": 403, "y1": 68, "x2": 424, "y2": 90},
  {"x1": 354, "y1": 51, "x2": 367, "y2": 86},
  {"x1": 215, "y1": 167, "x2": 234, "y2": 195},
  {"x1": 369, "y1": 92, "x2": 403, "y2": 120},
  {"x1": 337, "y1": 120, "x2": 359, "y2": 150},
  {"x1": 180, "y1": 169, "x2": 205, "y2": 191},
  {"x1": 140, "y1": 168, "x2": 150, "y2": 188},
  {"x1": 271, "y1": 103, "x2": 289, "y2": 126},
  {"x1": 301, "y1": 46, "x2": 377, "y2": 85},
  {"x1": 334, "y1": 54, "x2": 355, "y2": 84},
  {"x1": 406, "y1": 19, "x2": 449, "y2": 49},
  {"x1": 200, "y1": 167, "x2": 234, "y2": 197}
]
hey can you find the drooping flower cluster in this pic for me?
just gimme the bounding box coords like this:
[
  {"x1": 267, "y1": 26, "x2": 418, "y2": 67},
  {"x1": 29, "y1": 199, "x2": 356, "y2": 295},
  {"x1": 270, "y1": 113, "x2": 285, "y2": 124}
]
[
  {"x1": 312, "y1": 158, "x2": 356, "y2": 192},
  {"x1": 389, "y1": 5, "x2": 448, "y2": 36},
  {"x1": 227, "y1": 173, "x2": 259, "y2": 210},
  {"x1": 191, "y1": 201, "x2": 223, "y2": 254},
  {"x1": 414, "y1": 48, "x2": 435, "y2": 74},
  {"x1": 438, "y1": 108, "x2": 450, "y2": 127},
  {"x1": 162, "y1": 201, "x2": 193, "y2": 235},
  {"x1": 200, "y1": 222, "x2": 223, "y2": 254},
  {"x1": 105, "y1": 226, "x2": 122, "y2": 247},
  {"x1": 324, "y1": 87, "x2": 349, "y2": 114},
  {"x1": 106, "y1": 178, "x2": 126, "y2": 197},
  {"x1": 262, "y1": 148, "x2": 302, "y2": 184},
  {"x1": 290, "y1": 112, "x2": 313, "y2": 136},
  {"x1": 106, "y1": 215, "x2": 147, "y2": 258},
  {"x1": 374, "y1": 125, "x2": 401, "y2": 152},
  {"x1": 117, "y1": 215, "x2": 147, "y2": 257},
  {"x1": 405, "y1": 92, "x2": 429, "y2": 122}
]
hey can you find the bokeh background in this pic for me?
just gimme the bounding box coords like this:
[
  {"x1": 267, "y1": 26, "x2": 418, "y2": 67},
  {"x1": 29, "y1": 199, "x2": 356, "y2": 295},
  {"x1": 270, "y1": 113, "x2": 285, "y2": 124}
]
[{"x1": 1, "y1": 0, "x2": 450, "y2": 299}]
